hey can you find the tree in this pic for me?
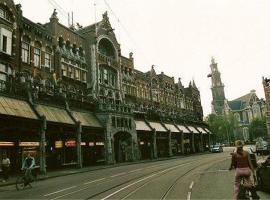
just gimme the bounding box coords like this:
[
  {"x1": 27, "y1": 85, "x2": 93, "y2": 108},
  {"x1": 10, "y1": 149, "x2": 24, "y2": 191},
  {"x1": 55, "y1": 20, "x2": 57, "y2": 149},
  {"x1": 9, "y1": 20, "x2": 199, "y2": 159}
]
[
  {"x1": 249, "y1": 117, "x2": 267, "y2": 140},
  {"x1": 207, "y1": 113, "x2": 238, "y2": 143}
]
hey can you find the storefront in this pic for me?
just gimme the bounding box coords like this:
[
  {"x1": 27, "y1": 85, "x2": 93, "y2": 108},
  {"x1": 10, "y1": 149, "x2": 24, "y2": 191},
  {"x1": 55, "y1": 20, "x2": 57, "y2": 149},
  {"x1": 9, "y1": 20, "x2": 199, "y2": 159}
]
[
  {"x1": 149, "y1": 122, "x2": 169, "y2": 158},
  {"x1": 35, "y1": 103, "x2": 77, "y2": 169},
  {"x1": 135, "y1": 120, "x2": 152, "y2": 160},
  {"x1": 164, "y1": 123, "x2": 182, "y2": 156},
  {"x1": 177, "y1": 125, "x2": 192, "y2": 154},
  {"x1": 0, "y1": 96, "x2": 40, "y2": 171},
  {"x1": 188, "y1": 126, "x2": 201, "y2": 152},
  {"x1": 71, "y1": 110, "x2": 104, "y2": 166}
]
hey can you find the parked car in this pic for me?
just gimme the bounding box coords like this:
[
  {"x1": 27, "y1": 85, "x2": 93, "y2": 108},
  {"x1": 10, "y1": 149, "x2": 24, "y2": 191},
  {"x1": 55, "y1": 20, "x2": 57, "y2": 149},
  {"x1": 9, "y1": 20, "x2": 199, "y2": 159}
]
[
  {"x1": 256, "y1": 155, "x2": 270, "y2": 192},
  {"x1": 211, "y1": 144, "x2": 223, "y2": 153},
  {"x1": 256, "y1": 138, "x2": 269, "y2": 155}
]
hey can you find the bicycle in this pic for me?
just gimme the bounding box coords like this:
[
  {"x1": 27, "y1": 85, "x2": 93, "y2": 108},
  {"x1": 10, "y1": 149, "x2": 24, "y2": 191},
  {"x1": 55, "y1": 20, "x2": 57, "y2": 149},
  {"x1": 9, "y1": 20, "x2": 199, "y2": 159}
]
[
  {"x1": 238, "y1": 175, "x2": 260, "y2": 200},
  {"x1": 15, "y1": 168, "x2": 34, "y2": 190}
]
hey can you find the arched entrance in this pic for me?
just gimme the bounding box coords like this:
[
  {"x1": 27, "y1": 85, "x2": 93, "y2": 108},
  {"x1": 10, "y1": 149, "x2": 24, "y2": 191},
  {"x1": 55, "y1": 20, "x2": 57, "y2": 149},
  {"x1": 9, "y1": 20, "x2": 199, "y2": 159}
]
[{"x1": 114, "y1": 132, "x2": 132, "y2": 163}]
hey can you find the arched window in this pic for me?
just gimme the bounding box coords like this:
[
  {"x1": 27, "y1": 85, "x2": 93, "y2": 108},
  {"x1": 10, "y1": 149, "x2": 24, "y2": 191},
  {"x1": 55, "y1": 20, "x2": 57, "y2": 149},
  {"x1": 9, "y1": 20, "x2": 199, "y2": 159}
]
[
  {"x1": 34, "y1": 41, "x2": 41, "y2": 67},
  {"x1": 98, "y1": 38, "x2": 116, "y2": 58},
  {"x1": 234, "y1": 113, "x2": 241, "y2": 122}
]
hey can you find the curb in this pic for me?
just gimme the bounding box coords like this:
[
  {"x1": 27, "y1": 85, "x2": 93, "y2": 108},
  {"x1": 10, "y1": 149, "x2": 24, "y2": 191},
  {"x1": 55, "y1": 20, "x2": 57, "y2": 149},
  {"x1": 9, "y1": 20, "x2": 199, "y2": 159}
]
[{"x1": 0, "y1": 152, "x2": 210, "y2": 188}]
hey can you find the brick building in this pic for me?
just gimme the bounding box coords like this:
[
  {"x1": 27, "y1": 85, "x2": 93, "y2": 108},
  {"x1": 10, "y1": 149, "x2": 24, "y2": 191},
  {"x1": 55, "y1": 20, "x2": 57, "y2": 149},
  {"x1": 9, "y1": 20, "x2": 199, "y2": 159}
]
[{"x1": 0, "y1": 0, "x2": 211, "y2": 173}]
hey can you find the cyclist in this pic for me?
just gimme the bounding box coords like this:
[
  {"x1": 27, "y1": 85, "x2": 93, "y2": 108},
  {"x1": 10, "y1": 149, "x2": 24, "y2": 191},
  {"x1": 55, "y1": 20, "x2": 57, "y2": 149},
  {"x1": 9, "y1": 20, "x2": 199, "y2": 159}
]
[
  {"x1": 229, "y1": 140, "x2": 259, "y2": 200},
  {"x1": 21, "y1": 153, "x2": 35, "y2": 186}
]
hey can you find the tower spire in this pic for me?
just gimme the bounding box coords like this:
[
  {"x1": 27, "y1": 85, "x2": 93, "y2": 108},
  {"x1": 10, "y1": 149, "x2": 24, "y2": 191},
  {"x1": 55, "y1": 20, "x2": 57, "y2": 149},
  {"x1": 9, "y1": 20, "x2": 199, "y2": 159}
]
[{"x1": 207, "y1": 58, "x2": 226, "y2": 114}]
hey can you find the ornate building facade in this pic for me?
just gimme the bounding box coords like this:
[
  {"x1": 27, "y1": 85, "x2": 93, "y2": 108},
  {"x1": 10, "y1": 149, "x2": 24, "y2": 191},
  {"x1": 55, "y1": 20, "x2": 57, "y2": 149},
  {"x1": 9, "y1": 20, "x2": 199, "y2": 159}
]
[
  {"x1": 263, "y1": 77, "x2": 270, "y2": 144},
  {"x1": 0, "y1": 0, "x2": 210, "y2": 173},
  {"x1": 208, "y1": 59, "x2": 266, "y2": 141}
]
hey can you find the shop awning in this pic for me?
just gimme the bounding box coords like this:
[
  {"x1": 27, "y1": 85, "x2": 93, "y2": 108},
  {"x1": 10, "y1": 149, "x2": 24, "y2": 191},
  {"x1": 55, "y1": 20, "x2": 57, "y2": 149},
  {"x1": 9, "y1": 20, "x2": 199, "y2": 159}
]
[
  {"x1": 0, "y1": 96, "x2": 38, "y2": 119},
  {"x1": 177, "y1": 125, "x2": 191, "y2": 133},
  {"x1": 36, "y1": 104, "x2": 75, "y2": 125},
  {"x1": 149, "y1": 122, "x2": 167, "y2": 132},
  {"x1": 187, "y1": 126, "x2": 200, "y2": 134},
  {"x1": 164, "y1": 124, "x2": 179, "y2": 133},
  {"x1": 72, "y1": 111, "x2": 103, "y2": 128},
  {"x1": 197, "y1": 127, "x2": 208, "y2": 134},
  {"x1": 203, "y1": 127, "x2": 212, "y2": 134},
  {"x1": 135, "y1": 120, "x2": 151, "y2": 131}
]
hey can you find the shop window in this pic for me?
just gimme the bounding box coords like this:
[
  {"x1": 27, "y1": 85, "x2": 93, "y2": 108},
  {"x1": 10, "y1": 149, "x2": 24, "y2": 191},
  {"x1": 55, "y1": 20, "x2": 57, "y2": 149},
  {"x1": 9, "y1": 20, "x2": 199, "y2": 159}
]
[{"x1": 0, "y1": 28, "x2": 12, "y2": 55}]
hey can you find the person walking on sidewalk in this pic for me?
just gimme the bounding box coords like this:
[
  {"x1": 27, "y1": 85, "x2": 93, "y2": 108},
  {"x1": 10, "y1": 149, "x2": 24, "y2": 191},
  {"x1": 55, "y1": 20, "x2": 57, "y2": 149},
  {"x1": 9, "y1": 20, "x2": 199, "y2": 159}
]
[{"x1": 1, "y1": 154, "x2": 10, "y2": 182}]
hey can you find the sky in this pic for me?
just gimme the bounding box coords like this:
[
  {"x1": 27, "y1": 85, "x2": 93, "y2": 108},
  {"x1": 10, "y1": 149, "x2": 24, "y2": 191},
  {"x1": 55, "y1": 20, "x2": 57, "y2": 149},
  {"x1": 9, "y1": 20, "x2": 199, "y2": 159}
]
[{"x1": 13, "y1": 0, "x2": 270, "y2": 116}]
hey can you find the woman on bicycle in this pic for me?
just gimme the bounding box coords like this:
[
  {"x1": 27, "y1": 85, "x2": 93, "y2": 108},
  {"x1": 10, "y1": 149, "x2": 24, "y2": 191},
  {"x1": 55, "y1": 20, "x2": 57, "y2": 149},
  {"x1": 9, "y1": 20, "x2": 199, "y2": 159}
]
[{"x1": 229, "y1": 140, "x2": 258, "y2": 200}]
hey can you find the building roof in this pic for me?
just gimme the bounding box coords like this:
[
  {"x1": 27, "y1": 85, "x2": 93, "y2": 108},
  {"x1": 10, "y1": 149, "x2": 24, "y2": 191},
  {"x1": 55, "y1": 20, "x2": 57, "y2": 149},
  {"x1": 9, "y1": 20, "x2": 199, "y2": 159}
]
[{"x1": 228, "y1": 100, "x2": 242, "y2": 110}]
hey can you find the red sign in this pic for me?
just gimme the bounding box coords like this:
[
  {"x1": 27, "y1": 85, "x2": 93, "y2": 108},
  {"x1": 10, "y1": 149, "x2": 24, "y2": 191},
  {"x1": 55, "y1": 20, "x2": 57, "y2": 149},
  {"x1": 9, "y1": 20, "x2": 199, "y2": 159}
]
[{"x1": 65, "y1": 140, "x2": 76, "y2": 147}]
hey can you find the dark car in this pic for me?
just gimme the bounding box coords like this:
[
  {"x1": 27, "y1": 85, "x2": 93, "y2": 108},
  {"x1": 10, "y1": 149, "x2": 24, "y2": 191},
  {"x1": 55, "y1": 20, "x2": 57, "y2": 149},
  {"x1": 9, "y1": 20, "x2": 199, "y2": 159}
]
[
  {"x1": 211, "y1": 144, "x2": 223, "y2": 153},
  {"x1": 256, "y1": 155, "x2": 270, "y2": 192}
]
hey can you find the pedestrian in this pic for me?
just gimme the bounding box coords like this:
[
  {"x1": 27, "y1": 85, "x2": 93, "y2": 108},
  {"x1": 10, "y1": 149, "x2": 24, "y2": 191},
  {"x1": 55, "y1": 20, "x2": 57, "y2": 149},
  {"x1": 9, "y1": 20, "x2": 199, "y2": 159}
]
[
  {"x1": 1, "y1": 154, "x2": 10, "y2": 182},
  {"x1": 229, "y1": 140, "x2": 259, "y2": 200}
]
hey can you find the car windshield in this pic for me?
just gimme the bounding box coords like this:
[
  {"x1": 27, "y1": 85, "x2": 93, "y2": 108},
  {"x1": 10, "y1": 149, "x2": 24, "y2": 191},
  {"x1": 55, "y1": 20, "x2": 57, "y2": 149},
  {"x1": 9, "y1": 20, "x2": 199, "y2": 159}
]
[{"x1": 213, "y1": 145, "x2": 220, "y2": 148}]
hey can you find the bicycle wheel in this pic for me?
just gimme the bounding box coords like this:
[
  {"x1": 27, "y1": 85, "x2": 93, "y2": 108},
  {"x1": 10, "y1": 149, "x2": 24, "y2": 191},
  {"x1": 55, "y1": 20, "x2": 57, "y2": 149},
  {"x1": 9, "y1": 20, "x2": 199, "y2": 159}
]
[{"x1": 15, "y1": 176, "x2": 25, "y2": 190}]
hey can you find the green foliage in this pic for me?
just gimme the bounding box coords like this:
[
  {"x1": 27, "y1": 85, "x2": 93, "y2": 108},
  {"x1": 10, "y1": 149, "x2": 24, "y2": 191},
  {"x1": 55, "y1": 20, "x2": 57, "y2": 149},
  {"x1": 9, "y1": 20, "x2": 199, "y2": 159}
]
[
  {"x1": 248, "y1": 117, "x2": 267, "y2": 140},
  {"x1": 207, "y1": 113, "x2": 238, "y2": 143}
]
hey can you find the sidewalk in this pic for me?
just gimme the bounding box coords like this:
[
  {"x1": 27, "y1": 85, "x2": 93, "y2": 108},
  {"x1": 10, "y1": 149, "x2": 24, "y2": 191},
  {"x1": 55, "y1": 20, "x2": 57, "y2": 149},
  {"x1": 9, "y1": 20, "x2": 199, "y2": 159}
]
[{"x1": 0, "y1": 153, "x2": 201, "y2": 188}]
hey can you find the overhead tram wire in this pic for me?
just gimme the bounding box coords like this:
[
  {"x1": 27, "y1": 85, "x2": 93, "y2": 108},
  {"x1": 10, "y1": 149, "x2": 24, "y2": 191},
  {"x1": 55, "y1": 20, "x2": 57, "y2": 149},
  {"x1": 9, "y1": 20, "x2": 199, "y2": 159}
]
[{"x1": 103, "y1": 0, "x2": 151, "y2": 64}]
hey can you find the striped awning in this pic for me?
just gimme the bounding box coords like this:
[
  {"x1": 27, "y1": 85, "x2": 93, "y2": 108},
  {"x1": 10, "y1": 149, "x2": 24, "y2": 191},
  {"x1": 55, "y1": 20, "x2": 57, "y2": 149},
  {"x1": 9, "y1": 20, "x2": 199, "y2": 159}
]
[
  {"x1": 135, "y1": 120, "x2": 151, "y2": 131},
  {"x1": 164, "y1": 124, "x2": 180, "y2": 133},
  {"x1": 197, "y1": 127, "x2": 208, "y2": 134},
  {"x1": 0, "y1": 96, "x2": 38, "y2": 120},
  {"x1": 177, "y1": 125, "x2": 191, "y2": 133},
  {"x1": 203, "y1": 128, "x2": 212, "y2": 134},
  {"x1": 72, "y1": 111, "x2": 102, "y2": 128},
  {"x1": 149, "y1": 122, "x2": 167, "y2": 132},
  {"x1": 187, "y1": 126, "x2": 200, "y2": 134},
  {"x1": 36, "y1": 104, "x2": 75, "y2": 125}
]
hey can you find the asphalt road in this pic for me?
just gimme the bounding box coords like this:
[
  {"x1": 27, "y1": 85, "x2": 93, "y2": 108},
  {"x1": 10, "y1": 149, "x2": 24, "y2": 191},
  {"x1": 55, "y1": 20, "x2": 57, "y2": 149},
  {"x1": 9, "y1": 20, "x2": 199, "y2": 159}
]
[{"x1": 0, "y1": 147, "x2": 270, "y2": 199}]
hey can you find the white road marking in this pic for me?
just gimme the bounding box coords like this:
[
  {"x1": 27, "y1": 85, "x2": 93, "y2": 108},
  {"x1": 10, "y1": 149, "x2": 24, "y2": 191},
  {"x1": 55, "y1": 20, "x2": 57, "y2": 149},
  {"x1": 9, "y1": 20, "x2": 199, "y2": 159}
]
[
  {"x1": 187, "y1": 191, "x2": 192, "y2": 200},
  {"x1": 187, "y1": 181, "x2": 194, "y2": 200},
  {"x1": 189, "y1": 181, "x2": 194, "y2": 190},
  {"x1": 101, "y1": 162, "x2": 193, "y2": 200},
  {"x1": 110, "y1": 172, "x2": 126, "y2": 177},
  {"x1": 83, "y1": 178, "x2": 105, "y2": 185},
  {"x1": 44, "y1": 186, "x2": 77, "y2": 197}
]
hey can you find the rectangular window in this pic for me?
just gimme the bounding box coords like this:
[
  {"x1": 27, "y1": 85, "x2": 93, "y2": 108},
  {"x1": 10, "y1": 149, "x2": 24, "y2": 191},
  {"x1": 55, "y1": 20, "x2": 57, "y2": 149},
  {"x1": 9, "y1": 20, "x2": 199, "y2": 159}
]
[
  {"x1": 82, "y1": 71, "x2": 86, "y2": 82},
  {"x1": 61, "y1": 64, "x2": 67, "y2": 76},
  {"x1": 104, "y1": 69, "x2": 108, "y2": 84},
  {"x1": 0, "y1": 9, "x2": 4, "y2": 19},
  {"x1": 34, "y1": 48, "x2": 41, "y2": 67},
  {"x1": 0, "y1": 28, "x2": 12, "y2": 55},
  {"x1": 44, "y1": 53, "x2": 51, "y2": 68},
  {"x1": 21, "y1": 42, "x2": 29, "y2": 63},
  {"x1": 75, "y1": 69, "x2": 79, "y2": 79}
]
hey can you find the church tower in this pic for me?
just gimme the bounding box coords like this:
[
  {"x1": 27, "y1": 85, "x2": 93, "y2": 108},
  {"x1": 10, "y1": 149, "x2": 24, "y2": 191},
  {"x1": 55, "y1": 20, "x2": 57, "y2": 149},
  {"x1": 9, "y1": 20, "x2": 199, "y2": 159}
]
[{"x1": 207, "y1": 58, "x2": 226, "y2": 114}]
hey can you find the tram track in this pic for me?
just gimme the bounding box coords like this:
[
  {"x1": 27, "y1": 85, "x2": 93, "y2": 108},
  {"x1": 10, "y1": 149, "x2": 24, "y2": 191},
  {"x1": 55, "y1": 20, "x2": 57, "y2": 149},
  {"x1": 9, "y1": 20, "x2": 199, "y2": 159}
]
[{"x1": 83, "y1": 155, "x2": 230, "y2": 200}]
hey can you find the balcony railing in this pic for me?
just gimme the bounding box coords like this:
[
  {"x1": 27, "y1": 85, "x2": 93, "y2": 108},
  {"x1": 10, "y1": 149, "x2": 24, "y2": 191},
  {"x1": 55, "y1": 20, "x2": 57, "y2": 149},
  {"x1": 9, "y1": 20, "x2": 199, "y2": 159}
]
[{"x1": 97, "y1": 53, "x2": 118, "y2": 67}]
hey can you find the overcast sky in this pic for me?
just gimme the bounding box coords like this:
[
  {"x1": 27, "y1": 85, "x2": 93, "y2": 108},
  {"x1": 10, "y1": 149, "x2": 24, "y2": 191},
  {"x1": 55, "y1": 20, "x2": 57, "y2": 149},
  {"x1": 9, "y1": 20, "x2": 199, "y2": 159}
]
[{"x1": 14, "y1": 0, "x2": 270, "y2": 116}]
